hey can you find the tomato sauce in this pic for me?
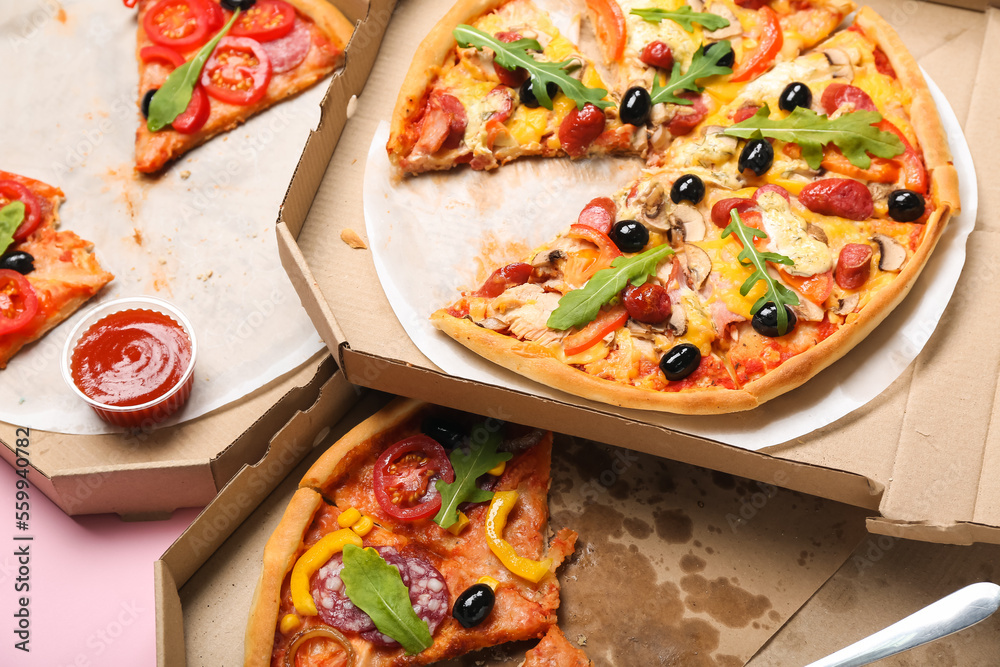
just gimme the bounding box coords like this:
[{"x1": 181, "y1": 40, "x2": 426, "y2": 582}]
[{"x1": 70, "y1": 309, "x2": 192, "y2": 407}]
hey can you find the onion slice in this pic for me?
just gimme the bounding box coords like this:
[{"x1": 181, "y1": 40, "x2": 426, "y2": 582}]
[{"x1": 284, "y1": 627, "x2": 356, "y2": 667}]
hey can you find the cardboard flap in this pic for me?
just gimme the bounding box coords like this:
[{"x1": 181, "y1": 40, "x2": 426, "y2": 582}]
[
  {"x1": 155, "y1": 559, "x2": 185, "y2": 667},
  {"x1": 161, "y1": 368, "x2": 362, "y2": 588}
]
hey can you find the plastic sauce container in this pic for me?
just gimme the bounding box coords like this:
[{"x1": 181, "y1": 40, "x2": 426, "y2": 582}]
[{"x1": 61, "y1": 296, "x2": 197, "y2": 429}]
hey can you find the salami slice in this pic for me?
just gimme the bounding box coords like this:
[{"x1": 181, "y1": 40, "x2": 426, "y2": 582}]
[
  {"x1": 311, "y1": 547, "x2": 450, "y2": 646},
  {"x1": 261, "y1": 19, "x2": 311, "y2": 74}
]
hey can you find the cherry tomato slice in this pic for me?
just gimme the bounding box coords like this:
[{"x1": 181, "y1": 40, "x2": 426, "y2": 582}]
[
  {"x1": 876, "y1": 120, "x2": 928, "y2": 194},
  {"x1": 230, "y1": 0, "x2": 296, "y2": 43},
  {"x1": 564, "y1": 304, "x2": 628, "y2": 356},
  {"x1": 201, "y1": 36, "x2": 273, "y2": 106},
  {"x1": 586, "y1": 0, "x2": 626, "y2": 61},
  {"x1": 731, "y1": 6, "x2": 783, "y2": 82},
  {"x1": 200, "y1": 0, "x2": 224, "y2": 31},
  {"x1": 140, "y1": 44, "x2": 186, "y2": 68},
  {"x1": 172, "y1": 85, "x2": 210, "y2": 134},
  {"x1": 0, "y1": 270, "x2": 39, "y2": 337},
  {"x1": 143, "y1": 0, "x2": 212, "y2": 50},
  {"x1": 0, "y1": 180, "x2": 43, "y2": 242},
  {"x1": 373, "y1": 436, "x2": 455, "y2": 522},
  {"x1": 779, "y1": 269, "x2": 833, "y2": 306}
]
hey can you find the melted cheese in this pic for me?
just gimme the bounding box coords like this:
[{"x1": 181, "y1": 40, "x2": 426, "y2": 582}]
[{"x1": 678, "y1": 292, "x2": 716, "y2": 354}]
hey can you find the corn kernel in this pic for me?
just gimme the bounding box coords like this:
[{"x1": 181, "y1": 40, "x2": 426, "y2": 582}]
[
  {"x1": 477, "y1": 576, "x2": 500, "y2": 591},
  {"x1": 351, "y1": 515, "x2": 374, "y2": 537},
  {"x1": 338, "y1": 507, "x2": 362, "y2": 528},
  {"x1": 447, "y1": 511, "x2": 470, "y2": 536},
  {"x1": 486, "y1": 460, "x2": 506, "y2": 476},
  {"x1": 280, "y1": 614, "x2": 301, "y2": 634}
]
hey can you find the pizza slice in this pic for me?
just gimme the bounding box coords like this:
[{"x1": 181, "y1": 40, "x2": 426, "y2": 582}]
[
  {"x1": 0, "y1": 171, "x2": 114, "y2": 369},
  {"x1": 583, "y1": 0, "x2": 855, "y2": 165},
  {"x1": 132, "y1": 0, "x2": 355, "y2": 173},
  {"x1": 246, "y1": 399, "x2": 579, "y2": 666},
  {"x1": 430, "y1": 9, "x2": 957, "y2": 414},
  {"x1": 523, "y1": 626, "x2": 594, "y2": 667},
  {"x1": 387, "y1": 0, "x2": 644, "y2": 175}
]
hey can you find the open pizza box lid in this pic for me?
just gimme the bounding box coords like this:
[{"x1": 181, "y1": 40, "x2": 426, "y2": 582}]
[
  {"x1": 154, "y1": 391, "x2": 1000, "y2": 665},
  {"x1": 271, "y1": 0, "x2": 1000, "y2": 547}
]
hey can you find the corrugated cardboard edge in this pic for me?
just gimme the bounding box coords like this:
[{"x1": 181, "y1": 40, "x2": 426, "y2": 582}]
[{"x1": 156, "y1": 366, "x2": 362, "y2": 667}]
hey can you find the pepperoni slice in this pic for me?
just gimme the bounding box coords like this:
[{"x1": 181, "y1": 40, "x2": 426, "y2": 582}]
[
  {"x1": 261, "y1": 19, "x2": 311, "y2": 73},
  {"x1": 311, "y1": 548, "x2": 449, "y2": 645},
  {"x1": 820, "y1": 84, "x2": 877, "y2": 114},
  {"x1": 577, "y1": 196, "x2": 616, "y2": 234},
  {"x1": 558, "y1": 103, "x2": 606, "y2": 158},
  {"x1": 798, "y1": 178, "x2": 874, "y2": 220},
  {"x1": 835, "y1": 243, "x2": 873, "y2": 290},
  {"x1": 667, "y1": 93, "x2": 707, "y2": 136}
]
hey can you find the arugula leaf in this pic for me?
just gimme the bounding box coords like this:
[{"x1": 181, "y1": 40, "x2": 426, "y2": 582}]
[
  {"x1": 547, "y1": 244, "x2": 674, "y2": 331},
  {"x1": 434, "y1": 426, "x2": 511, "y2": 529},
  {"x1": 453, "y1": 24, "x2": 611, "y2": 110},
  {"x1": 723, "y1": 104, "x2": 904, "y2": 169},
  {"x1": 340, "y1": 545, "x2": 433, "y2": 655},
  {"x1": 147, "y1": 10, "x2": 241, "y2": 132},
  {"x1": 721, "y1": 209, "x2": 799, "y2": 335},
  {"x1": 650, "y1": 42, "x2": 733, "y2": 106},
  {"x1": 630, "y1": 6, "x2": 731, "y2": 32},
  {"x1": 0, "y1": 201, "x2": 26, "y2": 255}
]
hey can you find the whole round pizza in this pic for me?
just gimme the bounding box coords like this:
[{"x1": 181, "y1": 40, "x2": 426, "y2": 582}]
[{"x1": 385, "y1": 0, "x2": 960, "y2": 414}]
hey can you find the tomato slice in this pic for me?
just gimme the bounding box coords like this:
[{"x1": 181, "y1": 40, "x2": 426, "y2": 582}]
[
  {"x1": 143, "y1": 0, "x2": 212, "y2": 50},
  {"x1": 564, "y1": 305, "x2": 628, "y2": 356},
  {"x1": 0, "y1": 180, "x2": 42, "y2": 243},
  {"x1": 877, "y1": 120, "x2": 928, "y2": 194},
  {"x1": 731, "y1": 6, "x2": 783, "y2": 82},
  {"x1": 779, "y1": 269, "x2": 833, "y2": 306},
  {"x1": 821, "y1": 148, "x2": 900, "y2": 184},
  {"x1": 586, "y1": 0, "x2": 626, "y2": 61},
  {"x1": 231, "y1": 0, "x2": 296, "y2": 42},
  {"x1": 172, "y1": 85, "x2": 211, "y2": 134},
  {"x1": 568, "y1": 224, "x2": 622, "y2": 269},
  {"x1": 0, "y1": 270, "x2": 39, "y2": 337},
  {"x1": 201, "y1": 37, "x2": 273, "y2": 106},
  {"x1": 373, "y1": 436, "x2": 455, "y2": 522},
  {"x1": 200, "y1": 0, "x2": 224, "y2": 31},
  {"x1": 140, "y1": 44, "x2": 186, "y2": 68}
]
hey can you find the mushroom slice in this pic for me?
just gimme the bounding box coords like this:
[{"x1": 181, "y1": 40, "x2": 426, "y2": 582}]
[
  {"x1": 823, "y1": 49, "x2": 853, "y2": 79},
  {"x1": 683, "y1": 243, "x2": 713, "y2": 291},
  {"x1": 668, "y1": 204, "x2": 706, "y2": 243},
  {"x1": 790, "y1": 296, "x2": 825, "y2": 322},
  {"x1": 650, "y1": 102, "x2": 671, "y2": 126},
  {"x1": 668, "y1": 298, "x2": 688, "y2": 336},
  {"x1": 872, "y1": 233, "x2": 906, "y2": 271},
  {"x1": 531, "y1": 248, "x2": 566, "y2": 267},
  {"x1": 705, "y1": 3, "x2": 741, "y2": 39},
  {"x1": 642, "y1": 182, "x2": 667, "y2": 222},
  {"x1": 833, "y1": 293, "x2": 860, "y2": 316},
  {"x1": 478, "y1": 317, "x2": 508, "y2": 331},
  {"x1": 806, "y1": 223, "x2": 829, "y2": 245}
]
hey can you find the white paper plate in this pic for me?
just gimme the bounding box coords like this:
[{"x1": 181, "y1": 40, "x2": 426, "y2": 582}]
[{"x1": 363, "y1": 72, "x2": 976, "y2": 451}]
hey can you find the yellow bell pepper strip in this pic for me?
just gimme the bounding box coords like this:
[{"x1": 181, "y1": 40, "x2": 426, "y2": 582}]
[
  {"x1": 291, "y1": 528, "x2": 363, "y2": 616},
  {"x1": 477, "y1": 575, "x2": 500, "y2": 591},
  {"x1": 485, "y1": 491, "x2": 552, "y2": 583},
  {"x1": 486, "y1": 460, "x2": 506, "y2": 476},
  {"x1": 447, "y1": 511, "x2": 470, "y2": 536}
]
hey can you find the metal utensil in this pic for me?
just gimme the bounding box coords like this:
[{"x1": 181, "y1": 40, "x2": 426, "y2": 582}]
[{"x1": 804, "y1": 582, "x2": 1000, "y2": 667}]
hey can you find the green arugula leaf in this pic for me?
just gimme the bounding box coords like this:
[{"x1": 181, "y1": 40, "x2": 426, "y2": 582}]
[
  {"x1": 650, "y1": 42, "x2": 733, "y2": 106},
  {"x1": 723, "y1": 104, "x2": 904, "y2": 169},
  {"x1": 546, "y1": 244, "x2": 674, "y2": 331},
  {"x1": 340, "y1": 545, "x2": 433, "y2": 655},
  {"x1": 0, "y1": 201, "x2": 26, "y2": 255},
  {"x1": 630, "y1": 6, "x2": 731, "y2": 32},
  {"x1": 721, "y1": 209, "x2": 799, "y2": 335},
  {"x1": 453, "y1": 24, "x2": 611, "y2": 110},
  {"x1": 434, "y1": 426, "x2": 511, "y2": 529},
  {"x1": 147, "y1": 10, "x2": 241, "y2": 132}
]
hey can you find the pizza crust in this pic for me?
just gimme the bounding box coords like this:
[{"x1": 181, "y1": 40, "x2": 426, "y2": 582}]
[
  {"x1": 287, "y1": 0, "x2": 357, "y2": 49},
  {"x1": 244, "y1": 487, "x2": 324, "y2": 667},
  {"x1": 386, "y1": 0, "x2": 507, "y2": 170}
]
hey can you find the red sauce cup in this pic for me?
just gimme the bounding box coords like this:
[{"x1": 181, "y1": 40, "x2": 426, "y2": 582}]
[{"x1": 61, "y1": 296, "x2": 198, "y2": 429}]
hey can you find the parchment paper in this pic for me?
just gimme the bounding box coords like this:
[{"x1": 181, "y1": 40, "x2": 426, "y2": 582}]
[
  {"x1": 0, "y1": 0, "x2": 326, "y2": 434},
  {"x1": 363, "y1": 75, "x2": 977, "y2": 451}
]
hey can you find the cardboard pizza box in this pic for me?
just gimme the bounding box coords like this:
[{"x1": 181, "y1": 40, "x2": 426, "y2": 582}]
[
  {"x1": 154, "y1": 393, "x2": 1000, "y2": 666},
  {"x1": 275, "y1": 0, "x2": 1000, "y2": 546},
  {"x1": 0, "y1": 355, "x2": 365, "y2": 518}
]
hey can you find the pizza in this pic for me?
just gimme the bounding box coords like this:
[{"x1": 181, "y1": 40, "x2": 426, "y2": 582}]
[
  {"x1": 0, "y1": 171, "x2": 114, "y2": 369},
  {"x1": 130, "y1": 0, "x2": 355, "y2": 173},
  {"x1": 424, "y1": 6, "x2": 959, "y2": 414},
  {"x1": 386, "y1": 0, "x2": 857, "y2": 174},
  {"x1": 523, "y1": 626, "x2": 594, "y2": 666},
  {"x1": 245, "y1": 398, "x2": 582, "y2": 666}
]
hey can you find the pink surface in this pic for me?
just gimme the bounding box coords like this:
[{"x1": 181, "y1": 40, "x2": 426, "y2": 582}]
[{"x1": 0, "y1": 461, "x2": 200, "y2": 666}]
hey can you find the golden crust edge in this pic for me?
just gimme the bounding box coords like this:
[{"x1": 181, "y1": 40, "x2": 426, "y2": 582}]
[
  {"x1": 386, "y1": 0, "x2": 507, "y2": 171},
  {"x1": 244, "y1": 487, "x2": 324, "y2": 667},
  {"x1": 430, "y1": 311, "x2": 759, "y2": 415},
  {"x1": 298, "y1": 397, "x2": 426, "y2": 490}
]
